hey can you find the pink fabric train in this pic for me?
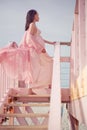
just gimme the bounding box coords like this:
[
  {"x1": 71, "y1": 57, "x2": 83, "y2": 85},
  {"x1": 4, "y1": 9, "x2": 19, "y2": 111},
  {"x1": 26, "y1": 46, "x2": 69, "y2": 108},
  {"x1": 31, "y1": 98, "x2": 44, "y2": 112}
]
[{"x1": 0, "y1": 28, "x2": 53, "y2": 94}]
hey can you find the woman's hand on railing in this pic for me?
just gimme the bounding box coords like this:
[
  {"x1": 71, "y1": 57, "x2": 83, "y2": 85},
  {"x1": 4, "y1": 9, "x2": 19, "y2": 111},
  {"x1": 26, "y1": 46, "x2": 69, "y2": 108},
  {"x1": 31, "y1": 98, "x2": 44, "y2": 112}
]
[
  {"x1": 49, "y1": 41, "x2": 56, "y2": 45},
  {"x1": 51, "y1": 41, "x2": 57, "y2": 45}
]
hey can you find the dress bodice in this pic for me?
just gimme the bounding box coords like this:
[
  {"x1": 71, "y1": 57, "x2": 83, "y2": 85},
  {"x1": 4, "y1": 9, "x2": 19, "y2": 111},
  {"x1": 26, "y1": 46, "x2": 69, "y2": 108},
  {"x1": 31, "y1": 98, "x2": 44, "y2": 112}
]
[
  {"x1": 25, "y1": 28, "x2": 45, "y2": 48},
  {"x1": 35, "y1": 28, "x2": 41, "y2": 36}
]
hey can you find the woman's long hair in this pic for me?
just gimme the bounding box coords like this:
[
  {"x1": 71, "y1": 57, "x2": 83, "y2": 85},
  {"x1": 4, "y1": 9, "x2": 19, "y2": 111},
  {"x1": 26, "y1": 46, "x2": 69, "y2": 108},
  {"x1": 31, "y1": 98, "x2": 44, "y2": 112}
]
[{"x1": 25, "y1": 9, "x2": 37, "y2": 31}]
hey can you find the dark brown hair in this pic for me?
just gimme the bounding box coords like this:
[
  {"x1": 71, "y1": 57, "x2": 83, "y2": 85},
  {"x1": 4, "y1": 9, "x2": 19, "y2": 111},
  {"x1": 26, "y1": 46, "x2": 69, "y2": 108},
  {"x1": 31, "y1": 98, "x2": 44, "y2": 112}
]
[{"x1": 25, "y1": 9, "x2": 37, "y2": 31}]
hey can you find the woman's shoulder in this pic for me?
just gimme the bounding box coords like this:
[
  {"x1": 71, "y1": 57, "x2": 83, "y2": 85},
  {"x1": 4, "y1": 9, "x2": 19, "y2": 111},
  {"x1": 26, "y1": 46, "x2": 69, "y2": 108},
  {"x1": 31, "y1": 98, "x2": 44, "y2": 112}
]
[
  {"x1": 28, "y1": 22, "x2": 37, "y2": 35},
  {"x1": 30, "y1": 22, "x2": 35, "y2": 27}
]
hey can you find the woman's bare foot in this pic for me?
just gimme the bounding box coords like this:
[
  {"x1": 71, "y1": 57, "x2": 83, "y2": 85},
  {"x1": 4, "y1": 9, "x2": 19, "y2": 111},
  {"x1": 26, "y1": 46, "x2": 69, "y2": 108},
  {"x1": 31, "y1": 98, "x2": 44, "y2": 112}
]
[{"x1": 28, "y1": 88, "x2": 36, "y2": 95}]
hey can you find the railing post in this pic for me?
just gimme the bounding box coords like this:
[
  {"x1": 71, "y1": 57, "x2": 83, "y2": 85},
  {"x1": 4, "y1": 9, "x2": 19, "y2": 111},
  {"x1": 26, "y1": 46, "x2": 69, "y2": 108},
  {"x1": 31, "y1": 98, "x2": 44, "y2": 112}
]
[{"x1": 48, "y1": 42, "x2": 61, "y2": 130}]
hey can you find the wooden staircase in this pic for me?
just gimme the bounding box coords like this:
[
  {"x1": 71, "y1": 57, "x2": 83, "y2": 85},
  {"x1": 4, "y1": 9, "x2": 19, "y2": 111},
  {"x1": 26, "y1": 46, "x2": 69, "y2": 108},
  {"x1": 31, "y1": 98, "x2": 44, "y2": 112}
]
[
  {"x1": 0, "y1": 88, "x2": 70, "y2": 130},
  {"x1": 0, "y1": 93, "x2": 50, "y2": 130},
  {"x1": 0, "y1": 42, "x2": 71, "y2": 130}
]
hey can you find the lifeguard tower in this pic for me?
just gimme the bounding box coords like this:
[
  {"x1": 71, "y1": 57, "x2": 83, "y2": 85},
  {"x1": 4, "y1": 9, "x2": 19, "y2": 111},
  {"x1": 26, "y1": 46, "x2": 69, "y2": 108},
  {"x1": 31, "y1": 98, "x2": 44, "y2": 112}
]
[{"x1": 0, "y1": 0, "x2": 87, "y2": 129}]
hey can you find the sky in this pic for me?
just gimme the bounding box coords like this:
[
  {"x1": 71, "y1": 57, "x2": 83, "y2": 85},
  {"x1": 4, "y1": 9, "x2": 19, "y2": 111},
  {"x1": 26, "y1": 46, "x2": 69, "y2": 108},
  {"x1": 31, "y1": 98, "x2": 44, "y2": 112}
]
[{"x1": 0, "y1": 0, "x2": 76, "y2": 55}]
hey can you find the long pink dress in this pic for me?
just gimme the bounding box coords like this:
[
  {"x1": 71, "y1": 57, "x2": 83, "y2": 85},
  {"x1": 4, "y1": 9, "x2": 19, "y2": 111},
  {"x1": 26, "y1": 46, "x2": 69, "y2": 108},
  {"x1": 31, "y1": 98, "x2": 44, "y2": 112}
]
[
  {"x1": 0, "y1": 28, "x2": 53, "y2": 94},
  {"x1": 19, "y1": 28, "x2": 53, "y2": 94}
]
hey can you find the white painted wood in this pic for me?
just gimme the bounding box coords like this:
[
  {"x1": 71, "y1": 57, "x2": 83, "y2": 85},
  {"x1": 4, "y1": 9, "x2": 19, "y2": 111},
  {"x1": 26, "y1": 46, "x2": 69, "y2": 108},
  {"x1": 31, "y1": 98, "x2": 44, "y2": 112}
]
[
  {"x1": 5, "y1": 103, "x2": 50, "y2": 107},
  {"x1": 48, "y1": 43, "x2": 61, "y2": 130},
  {"x1": 0, "y1": 125, "x2": 48, "y2": 130},
  {"x1": 69, "y1": 0, "x2": 87, "y2": 126},
  {"x1": 0, "y1": 113, "x2": 49, "y2": 118},
  {"x1": 85, "y1": 0, "x2": 87, "y2": 60},
  {"x1": 11, "y1": 94, "x2": 50, "y2": 98}
]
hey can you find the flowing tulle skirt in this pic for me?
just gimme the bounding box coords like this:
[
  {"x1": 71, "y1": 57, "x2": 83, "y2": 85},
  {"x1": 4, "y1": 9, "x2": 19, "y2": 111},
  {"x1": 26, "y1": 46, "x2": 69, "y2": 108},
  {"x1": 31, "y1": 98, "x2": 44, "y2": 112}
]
[
  {"x1": 26, "y1": 47, "x2": 53, "y2": 94},
  {"x1": 0, "y1": 43, "x2": 53, "y2": 94}
]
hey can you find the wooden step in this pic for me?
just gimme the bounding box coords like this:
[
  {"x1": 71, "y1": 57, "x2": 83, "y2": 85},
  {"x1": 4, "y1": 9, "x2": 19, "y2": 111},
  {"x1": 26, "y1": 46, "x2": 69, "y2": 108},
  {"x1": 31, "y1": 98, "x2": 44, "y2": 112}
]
[
  {"x1": 10, "y1": 94, "x2": 50, "y2": 103},
  {"x1": 5, "y1": 103, "x2": 50, "y2": 107},
  {"x1": 0, "y1": 125, "x2": 48, "y2": 130},
  {"x1": 13, "y1": 95, "x2": 50, "y2": 98},
  {"x1": 9, "y1": 88, "x2": 70, "y2": 103},
  {"x1": 0, "y1": 113, "x2": 49, "y2": 118}
]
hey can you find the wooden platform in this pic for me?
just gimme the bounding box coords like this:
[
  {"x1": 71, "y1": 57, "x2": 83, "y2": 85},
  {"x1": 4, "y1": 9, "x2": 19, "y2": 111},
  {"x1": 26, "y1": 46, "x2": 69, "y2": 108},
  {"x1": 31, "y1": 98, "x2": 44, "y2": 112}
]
[{"x1": 8, "y1": 88, "x2": 70, "y2": 103}]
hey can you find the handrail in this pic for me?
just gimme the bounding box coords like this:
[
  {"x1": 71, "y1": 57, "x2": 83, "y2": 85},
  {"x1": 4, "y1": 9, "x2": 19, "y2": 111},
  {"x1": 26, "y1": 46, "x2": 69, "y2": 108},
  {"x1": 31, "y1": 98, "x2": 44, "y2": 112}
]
[
  {"x1": 60, "y1": 42, "x2": 71, "y2": 46},
  {"x1": 48, "y1": 42, "x2": 61, "y2": 130}
]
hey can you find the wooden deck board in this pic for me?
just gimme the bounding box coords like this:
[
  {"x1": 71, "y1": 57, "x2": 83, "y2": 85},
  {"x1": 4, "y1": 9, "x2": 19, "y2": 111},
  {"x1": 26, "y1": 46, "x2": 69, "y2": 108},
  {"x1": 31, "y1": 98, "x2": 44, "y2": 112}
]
[
  {"x1": 0, "y1": 113, "x2": 49, "y2": 118},
  {"x1": 9, "y1": 88, "x2": 70, "y2": 103},
  {"x1": 0, "y1": 125, "x2": 48, "y2": 130}
]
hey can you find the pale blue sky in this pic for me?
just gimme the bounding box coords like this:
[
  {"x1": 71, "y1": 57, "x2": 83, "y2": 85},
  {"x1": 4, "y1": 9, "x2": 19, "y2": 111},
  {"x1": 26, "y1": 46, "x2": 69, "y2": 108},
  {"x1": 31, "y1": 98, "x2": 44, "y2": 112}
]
[{"x1": 0, "y1": 0, "x2": 76, "y2": 55}]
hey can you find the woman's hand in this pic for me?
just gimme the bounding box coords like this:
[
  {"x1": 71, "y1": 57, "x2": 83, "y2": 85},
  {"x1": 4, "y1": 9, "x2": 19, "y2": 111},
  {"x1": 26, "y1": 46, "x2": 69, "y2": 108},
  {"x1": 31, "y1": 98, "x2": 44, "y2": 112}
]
[
  {"x1": 44, "y1": 39, "x2": 56, "y2": 45},
  {"x1": 42, "y1": 48, "x2": 46, "y2": 53},
  {"x1": 52, "y1": 41, "x2": 56, "y2": 44}
]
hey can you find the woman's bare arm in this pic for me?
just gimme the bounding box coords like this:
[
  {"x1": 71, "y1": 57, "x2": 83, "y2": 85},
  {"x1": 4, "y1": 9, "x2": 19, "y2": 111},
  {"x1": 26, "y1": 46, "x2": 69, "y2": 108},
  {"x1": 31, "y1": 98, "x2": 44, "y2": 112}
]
[{"x1": 44, "y1": 39, "x2": 56, "y2": 45}]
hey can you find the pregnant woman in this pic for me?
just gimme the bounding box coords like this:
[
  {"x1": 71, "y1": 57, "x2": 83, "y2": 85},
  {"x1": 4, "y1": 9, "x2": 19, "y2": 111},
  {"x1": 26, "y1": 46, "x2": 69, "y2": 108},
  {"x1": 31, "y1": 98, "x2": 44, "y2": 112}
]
[{"x1": 20, "y1": 9, "x2": 56, "y2": 94}]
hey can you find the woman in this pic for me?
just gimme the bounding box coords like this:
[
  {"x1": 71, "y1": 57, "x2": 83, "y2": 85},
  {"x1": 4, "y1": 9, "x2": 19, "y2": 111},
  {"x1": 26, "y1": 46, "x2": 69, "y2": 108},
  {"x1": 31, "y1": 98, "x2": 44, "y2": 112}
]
[{"x1": 20, "y1": 9, "x2": 56, "y2": 94}]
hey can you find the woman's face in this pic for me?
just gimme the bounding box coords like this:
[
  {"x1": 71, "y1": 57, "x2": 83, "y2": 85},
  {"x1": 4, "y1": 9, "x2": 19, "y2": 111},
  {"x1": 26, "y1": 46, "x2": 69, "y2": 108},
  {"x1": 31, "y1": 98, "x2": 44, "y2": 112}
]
[{"x1": 34, "y1": 13, "x2": 39, "y2": 22}]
